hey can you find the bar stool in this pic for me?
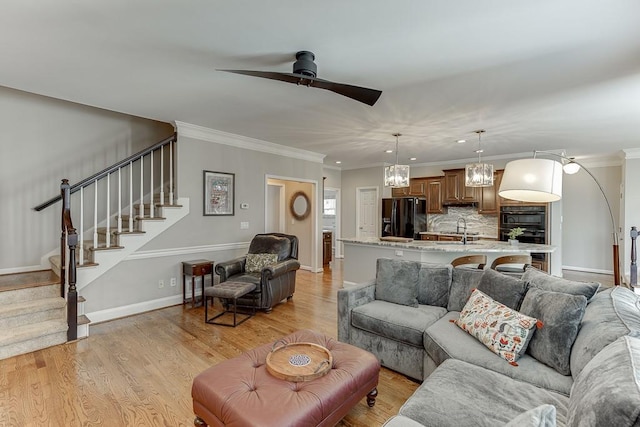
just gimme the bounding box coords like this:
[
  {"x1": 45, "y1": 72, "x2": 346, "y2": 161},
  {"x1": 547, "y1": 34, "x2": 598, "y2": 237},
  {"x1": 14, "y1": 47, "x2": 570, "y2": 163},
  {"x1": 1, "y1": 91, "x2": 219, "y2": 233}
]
[
  {"x1": 490, "y1": 255, "x2": 532, "y2": 277},
  {"x1": 451, "y1": 255, "x2": 487, "y2": 270}
]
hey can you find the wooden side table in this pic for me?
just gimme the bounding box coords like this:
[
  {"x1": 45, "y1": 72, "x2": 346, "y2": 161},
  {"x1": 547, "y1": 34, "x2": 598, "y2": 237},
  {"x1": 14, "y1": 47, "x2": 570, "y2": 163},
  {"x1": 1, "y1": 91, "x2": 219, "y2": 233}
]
[{"x1": 182, "y1": 259, "x2": 214, "y2": 308}]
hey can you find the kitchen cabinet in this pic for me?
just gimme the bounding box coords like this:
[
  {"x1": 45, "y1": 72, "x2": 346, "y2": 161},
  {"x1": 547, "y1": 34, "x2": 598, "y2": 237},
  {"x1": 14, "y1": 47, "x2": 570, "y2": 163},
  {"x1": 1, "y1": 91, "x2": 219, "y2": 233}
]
[
  {"x1": 323, "y1": 231, "x2": 332, "y2": 265},
  {"x1": 443, "y1": 169, "x2": 477, "y2": 203},
  {"x1": 419, "y1": 233, "x2": 438, "y2": 241},
  {"x1": 391, "y1": 178, "x2": 426, "y2": 197},
  {"x1": 477, "y1": 170, "x2": 503, "y2": 214},
  {"x1": 391, "y1": 186, "x2": 409, "y2": 197},
  {"x1": 425, "y1": 177, "x2": 445, "y2": 214}
]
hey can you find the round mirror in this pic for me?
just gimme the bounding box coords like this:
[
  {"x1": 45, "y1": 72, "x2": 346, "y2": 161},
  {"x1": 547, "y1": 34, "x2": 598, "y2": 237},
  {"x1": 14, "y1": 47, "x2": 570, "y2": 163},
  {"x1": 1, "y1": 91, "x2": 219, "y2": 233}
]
[{"x1": 290, "y1": 191, "x2": 311, "y2": 221}]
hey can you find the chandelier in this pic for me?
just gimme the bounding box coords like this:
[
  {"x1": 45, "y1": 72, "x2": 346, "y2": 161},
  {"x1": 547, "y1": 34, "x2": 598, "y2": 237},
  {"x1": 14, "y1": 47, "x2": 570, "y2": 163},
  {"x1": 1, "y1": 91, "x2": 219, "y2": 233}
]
[
  {"x1": 384, "y1": 133, "x2": 410, "y2": 188},
  {"x1": 465, "y1": 130, "x2": 494, "y2": 187}
]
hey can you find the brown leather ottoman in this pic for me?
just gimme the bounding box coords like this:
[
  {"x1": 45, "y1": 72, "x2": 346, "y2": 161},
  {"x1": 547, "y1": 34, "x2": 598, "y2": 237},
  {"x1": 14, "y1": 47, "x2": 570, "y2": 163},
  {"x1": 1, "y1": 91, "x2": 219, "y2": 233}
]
[{"x1": 192, "y1": 329, "x2": 380, "y2": 427}]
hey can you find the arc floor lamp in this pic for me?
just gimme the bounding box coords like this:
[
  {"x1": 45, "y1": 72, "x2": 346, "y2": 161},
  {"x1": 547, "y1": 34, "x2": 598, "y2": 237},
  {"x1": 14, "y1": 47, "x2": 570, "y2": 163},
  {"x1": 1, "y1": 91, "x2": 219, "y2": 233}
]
[{"x1": 499, "y1": 151, "x2": 621, "y2": 286}]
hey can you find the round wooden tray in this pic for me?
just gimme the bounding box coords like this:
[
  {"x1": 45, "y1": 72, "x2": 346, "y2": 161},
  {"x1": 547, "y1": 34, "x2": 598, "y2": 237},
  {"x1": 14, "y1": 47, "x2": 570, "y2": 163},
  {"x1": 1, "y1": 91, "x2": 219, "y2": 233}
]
[{"x1": 266, "y1": 341, "x2": 333, "y2": 382}]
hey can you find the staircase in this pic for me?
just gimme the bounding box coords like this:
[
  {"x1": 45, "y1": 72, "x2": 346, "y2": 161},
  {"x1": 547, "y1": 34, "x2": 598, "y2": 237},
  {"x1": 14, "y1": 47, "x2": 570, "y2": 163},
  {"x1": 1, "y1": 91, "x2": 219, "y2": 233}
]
[{"x1": 0, "y1": 134, "x2": 189, "y2": 361}]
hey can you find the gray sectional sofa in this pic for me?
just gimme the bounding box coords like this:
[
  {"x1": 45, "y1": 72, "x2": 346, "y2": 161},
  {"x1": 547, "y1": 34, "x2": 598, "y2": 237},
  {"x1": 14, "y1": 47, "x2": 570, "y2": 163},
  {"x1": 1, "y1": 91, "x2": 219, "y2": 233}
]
[{"x1": 337, "y1": 258, "x2": 640, "y2": 426}]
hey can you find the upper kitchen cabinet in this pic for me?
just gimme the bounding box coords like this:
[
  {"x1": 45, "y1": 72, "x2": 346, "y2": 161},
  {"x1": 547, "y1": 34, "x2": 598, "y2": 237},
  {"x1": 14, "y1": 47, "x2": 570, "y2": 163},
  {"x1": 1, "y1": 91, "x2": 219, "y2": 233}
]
[
  {"x1": 391, "y1": 178, "x2": 427, "y2": 198},
  {"x1": 443, "y1": 169, "x2": 477, "y2": 203},
  {"x1": 477, "y1": 170, "x2": 503, "y2": 214},
  {"x1": 425, "y1": 177, "x2": 445, "y2": 214},
  {"x1": 391, "y1": 186, "x2": 409, "y2": 197}
]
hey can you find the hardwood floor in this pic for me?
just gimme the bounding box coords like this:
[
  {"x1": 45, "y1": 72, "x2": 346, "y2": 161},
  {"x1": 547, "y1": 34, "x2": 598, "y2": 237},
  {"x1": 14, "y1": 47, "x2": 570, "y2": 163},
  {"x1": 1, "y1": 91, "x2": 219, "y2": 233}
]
[
  {"x1": 0, "y1": 261, "x2": 615, "y2": 427},
  {"x1": 0, "y1": 261, "x2": 418, "y2": 427}
]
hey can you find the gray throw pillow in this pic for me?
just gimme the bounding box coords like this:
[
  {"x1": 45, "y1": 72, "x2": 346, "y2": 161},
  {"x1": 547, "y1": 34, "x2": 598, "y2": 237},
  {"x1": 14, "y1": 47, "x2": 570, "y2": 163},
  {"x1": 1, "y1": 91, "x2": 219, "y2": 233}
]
[
  {"x1": 375, "y1": 258, "x2": 420, "y2": 307},
  {"x1": 567, "y1": 335, "x2": 640, "y2": 427},
  {"x1": 505, "y1": 404, "x2": 557, "y2": 427},
  {"x1": 522, "y1": 267, "x2": 600, "y2": 301},
  {"x1": 519, "y1": 287, "x2": 587, "y2": 375},
  {"x1": 417, "y1": 263, "x2": 452, "y2": 307},
  {"x1": 477, "y1": 268, "x2": 528, "y2": 310},
  {"x1": 447, "y1": 268, "x2": 484, "y2": 312}
]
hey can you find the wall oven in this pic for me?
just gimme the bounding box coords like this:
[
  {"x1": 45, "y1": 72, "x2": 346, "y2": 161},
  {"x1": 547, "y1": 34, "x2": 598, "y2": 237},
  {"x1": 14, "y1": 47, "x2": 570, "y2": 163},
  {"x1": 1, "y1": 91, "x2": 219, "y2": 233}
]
[{"x1": 499, "y1": 205, "x2": 548, "y2": 267}]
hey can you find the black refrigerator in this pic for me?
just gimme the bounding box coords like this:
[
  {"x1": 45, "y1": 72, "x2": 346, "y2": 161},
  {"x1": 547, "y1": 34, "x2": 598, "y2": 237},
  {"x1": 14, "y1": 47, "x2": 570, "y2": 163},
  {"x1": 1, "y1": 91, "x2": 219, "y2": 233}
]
[{"x1": 381, "y1": 198, "x2": 427, "y2": 239}]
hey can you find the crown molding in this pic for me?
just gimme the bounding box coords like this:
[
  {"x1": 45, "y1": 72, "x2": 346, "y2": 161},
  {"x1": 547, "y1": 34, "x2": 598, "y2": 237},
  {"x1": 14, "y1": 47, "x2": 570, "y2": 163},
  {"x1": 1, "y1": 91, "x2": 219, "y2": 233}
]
[
  {"x1": 622, "y1": 148, "x2": 640, "y2": 160},
  {"x1": 175, "y1": 121, "x2": 325, "y2": 164}
]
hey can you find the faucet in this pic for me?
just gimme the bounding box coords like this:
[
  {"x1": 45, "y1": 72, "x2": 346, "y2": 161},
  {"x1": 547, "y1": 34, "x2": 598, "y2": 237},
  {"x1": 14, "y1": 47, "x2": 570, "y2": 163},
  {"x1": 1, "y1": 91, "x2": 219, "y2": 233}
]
[{"x1": 456, "y1": 217, "x2": 468, "y2": 245}]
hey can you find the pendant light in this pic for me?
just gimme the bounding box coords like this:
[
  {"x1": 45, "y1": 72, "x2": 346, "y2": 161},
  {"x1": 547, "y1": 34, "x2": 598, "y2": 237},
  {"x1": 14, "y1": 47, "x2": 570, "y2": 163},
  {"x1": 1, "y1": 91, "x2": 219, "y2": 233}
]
[
  {"x1": 465, "y1": 130, "x2": 494, "y2": 187},
  {"x1": 384, "y1": 133, "x2": 410, "y2": 188}
]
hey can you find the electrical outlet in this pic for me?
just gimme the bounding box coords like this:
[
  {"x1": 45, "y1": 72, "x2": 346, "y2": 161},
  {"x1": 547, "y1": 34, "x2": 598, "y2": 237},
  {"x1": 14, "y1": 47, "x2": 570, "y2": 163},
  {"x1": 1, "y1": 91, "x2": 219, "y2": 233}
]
[
  {"x1": 170, "y1": 277, "x2": 177, "y2": 287},
  {"x1": 159, "y1": 279, "x2": 165, "y2": 289}
]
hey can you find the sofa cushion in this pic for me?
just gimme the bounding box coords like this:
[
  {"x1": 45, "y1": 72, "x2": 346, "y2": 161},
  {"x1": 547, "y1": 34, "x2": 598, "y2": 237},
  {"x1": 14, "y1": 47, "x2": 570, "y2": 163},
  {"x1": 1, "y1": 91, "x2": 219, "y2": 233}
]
[
  {"x1": 245, "y1": 253, "x2": 278, "y2": 273},
  {"x1": 477, "y1": 268, "x2": 528, "y2": 310},
  {"x1": 522, "y1": 267, "x2": 600, "y2": 301},
  {"x1": 505, "y1": 405, "x2": 557, "y2": 427},
  {"x1": 447, "y1": 268, "x2": 484, "y2": 312},
  {"x1": 570, "y1": 287, "x2": 640, "y2": 378},
  {"x1": 417, "y1": 263, "x2": 452, "y2": 307},
  {"x1": 375, "y1": 259, "x2": 420, "y2": 307},
  {"x1": 351, "y1": 300, "x2": 447, "y2": 347},
  {"x1": 397, "y1": 359, "x2": 569, "y2": 427},
  {"x1": 519, "y1": 287, "x2": 587, "y2": 376},
  {"x1": 454, "y1": 289, "x2": 539, "y2": 365},
  {"x1": 382, "y1": 415, "x2": 425, "y2": 427},
  {"x1": 424, "y1": 311, "x2": 574, "y2": 395},
  {"x1": 567, "y1": 335, "x2": 640, "y2": 427}
]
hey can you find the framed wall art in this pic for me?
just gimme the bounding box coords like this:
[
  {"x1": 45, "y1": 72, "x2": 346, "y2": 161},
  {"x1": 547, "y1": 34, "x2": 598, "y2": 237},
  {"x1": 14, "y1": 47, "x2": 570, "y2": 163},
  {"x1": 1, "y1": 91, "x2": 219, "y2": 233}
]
[{"x1": 203, "y1": 170, "x2": 235, "y2": 216}]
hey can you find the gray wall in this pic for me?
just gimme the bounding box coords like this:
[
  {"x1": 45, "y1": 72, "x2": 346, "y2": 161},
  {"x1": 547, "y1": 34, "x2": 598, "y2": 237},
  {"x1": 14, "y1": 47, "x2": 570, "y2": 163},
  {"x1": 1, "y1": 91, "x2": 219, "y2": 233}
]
[
  {"x1": 0, "y1": 86, "x2": 173, "y2": 271},
  {"x1": 82, "y1": 130, "x2": 324, "y2": 314}
]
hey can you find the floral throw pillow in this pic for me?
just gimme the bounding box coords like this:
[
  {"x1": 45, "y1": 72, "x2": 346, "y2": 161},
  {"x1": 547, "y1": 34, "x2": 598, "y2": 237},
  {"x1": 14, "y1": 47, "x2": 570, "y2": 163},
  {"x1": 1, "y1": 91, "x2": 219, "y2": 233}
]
[
  {"x1": 245, "y1": 253, "x2": 278, "y2": 273},
  {"x1": 454, "y1": 289, "x2": 542, "y2": 365}
]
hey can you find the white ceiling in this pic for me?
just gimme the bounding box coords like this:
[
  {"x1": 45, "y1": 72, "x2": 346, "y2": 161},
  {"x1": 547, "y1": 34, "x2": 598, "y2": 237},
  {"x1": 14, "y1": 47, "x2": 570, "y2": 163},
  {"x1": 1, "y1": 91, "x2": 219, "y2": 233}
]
[{"x1": 2, "y1": 1, "x2": 640, "y2": 169}]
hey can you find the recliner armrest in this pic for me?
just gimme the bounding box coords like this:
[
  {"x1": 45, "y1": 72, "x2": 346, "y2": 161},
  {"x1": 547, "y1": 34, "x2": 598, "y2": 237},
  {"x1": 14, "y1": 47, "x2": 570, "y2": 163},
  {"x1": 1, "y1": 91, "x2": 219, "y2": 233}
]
[
  {"x1": 215, "y1": 257, "x2": 246, "y2": 281},
  {"x1": 263, "y1": 259, "x2": 301, "y2": 280}
]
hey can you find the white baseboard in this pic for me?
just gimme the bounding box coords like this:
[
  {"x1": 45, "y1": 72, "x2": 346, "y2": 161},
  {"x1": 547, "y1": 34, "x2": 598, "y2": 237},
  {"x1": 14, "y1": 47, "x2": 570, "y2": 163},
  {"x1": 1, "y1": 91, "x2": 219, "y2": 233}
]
[
  {"x1": 87, "y1": 294, "x2": 184, "y2": 324},
  {"x1": 562, "y1": 265, "x2": 613, "y2": 275}
]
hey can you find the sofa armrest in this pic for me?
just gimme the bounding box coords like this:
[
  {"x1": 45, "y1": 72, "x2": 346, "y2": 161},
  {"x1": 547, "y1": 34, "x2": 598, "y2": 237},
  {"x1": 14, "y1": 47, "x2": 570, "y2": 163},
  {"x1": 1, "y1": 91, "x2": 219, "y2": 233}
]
[
  {"x1": 215, "y1": 257, "x2": 246, "y2": 282},
  {"x1": 337, "y1": 280, "x2": 376, "y2": 343},
  {"x1": 263, "y1": 259, "x2": 301, "y2": 280}
]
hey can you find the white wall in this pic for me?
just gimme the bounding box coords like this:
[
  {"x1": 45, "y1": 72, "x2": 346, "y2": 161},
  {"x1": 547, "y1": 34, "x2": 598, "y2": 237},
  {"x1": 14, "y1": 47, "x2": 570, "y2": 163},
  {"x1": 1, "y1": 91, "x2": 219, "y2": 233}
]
[
  {"x1": 621, "y1": 152, "x2": 640, "y2": 281},
  {"x1": 0, "y1": 86, "x2": 173, "y2": 271}
]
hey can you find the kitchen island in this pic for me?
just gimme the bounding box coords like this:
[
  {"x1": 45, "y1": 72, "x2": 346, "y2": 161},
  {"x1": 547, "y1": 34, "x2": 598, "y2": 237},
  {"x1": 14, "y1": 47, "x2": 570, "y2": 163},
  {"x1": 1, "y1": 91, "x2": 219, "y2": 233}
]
[{"x1": 339, "y1": 237, "x2": 556, "y2": 284}]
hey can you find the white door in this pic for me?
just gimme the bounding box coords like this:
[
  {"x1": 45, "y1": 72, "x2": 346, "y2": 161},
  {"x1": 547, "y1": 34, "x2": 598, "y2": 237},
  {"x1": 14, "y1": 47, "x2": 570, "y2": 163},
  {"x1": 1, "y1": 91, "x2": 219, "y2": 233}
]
[
  {"x1": 266, "y1": 184, "x2": 285, "y2": 233},
  {"x1": 356, "y1": 187, "x2": 378, "y2": 238}
]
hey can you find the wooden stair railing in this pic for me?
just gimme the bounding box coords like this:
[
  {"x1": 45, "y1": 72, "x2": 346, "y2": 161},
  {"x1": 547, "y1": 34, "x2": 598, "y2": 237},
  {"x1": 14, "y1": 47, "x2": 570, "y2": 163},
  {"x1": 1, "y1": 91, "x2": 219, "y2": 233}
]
[
  {"x1": 35, "y1": 133, "x2": 178, "y2": 341},
  {"x1": 61, "y1": 179, "x2": 78, "y2": 341}
]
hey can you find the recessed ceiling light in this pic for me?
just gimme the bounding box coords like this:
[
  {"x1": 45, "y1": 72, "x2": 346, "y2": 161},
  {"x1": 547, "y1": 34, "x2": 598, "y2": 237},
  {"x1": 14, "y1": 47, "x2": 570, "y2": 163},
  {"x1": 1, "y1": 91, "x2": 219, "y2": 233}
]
[
  {"x1": 457, "y1": 139, "x2": 466, "y2": 144},
  {"x1": 409, "y1": 157, "x2": 417, "y2": 161},
  {"x1": 335, "y1": 161, "x2": 341, "y2": 164},
  {"x1": 385, "y1": 149, "x2": 393, "y2": 153}
]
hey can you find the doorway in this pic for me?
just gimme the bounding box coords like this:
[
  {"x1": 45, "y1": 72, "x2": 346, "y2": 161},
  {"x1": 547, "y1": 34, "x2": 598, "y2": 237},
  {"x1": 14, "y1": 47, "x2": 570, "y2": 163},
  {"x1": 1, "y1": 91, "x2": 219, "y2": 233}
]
[
  {"x1": 356, "y1": 187, "x2": 379, "y2": 239},
  {"x1": 266, "y1": 183, "x2": 285, "y2": 233},
  {"x1": 323, "y1": 187, "x2": 341, "y2": 259}
]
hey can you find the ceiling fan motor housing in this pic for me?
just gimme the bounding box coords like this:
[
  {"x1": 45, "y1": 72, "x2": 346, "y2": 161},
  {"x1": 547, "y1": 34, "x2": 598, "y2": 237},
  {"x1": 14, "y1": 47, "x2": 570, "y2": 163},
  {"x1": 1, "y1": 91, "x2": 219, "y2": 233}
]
[{"x1": 293, "y1": 51, "x2": 317, "y2": 77}]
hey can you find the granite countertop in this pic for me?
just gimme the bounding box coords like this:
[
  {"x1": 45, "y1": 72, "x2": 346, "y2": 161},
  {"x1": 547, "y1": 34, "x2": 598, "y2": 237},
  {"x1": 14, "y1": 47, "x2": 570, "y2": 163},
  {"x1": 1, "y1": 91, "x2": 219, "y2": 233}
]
[
  {"x1": 338, "y1": 237, "x2": 555, "y2": 253},
  {"x1": 419, "y1": 231, "x2": 498, "y2": 239}
]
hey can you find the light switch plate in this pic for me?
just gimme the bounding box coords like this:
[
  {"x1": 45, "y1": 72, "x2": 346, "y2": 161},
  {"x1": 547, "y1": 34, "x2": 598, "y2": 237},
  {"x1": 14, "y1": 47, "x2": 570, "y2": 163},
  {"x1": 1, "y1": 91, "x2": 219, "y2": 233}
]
[{"x1": 240, "y1": 221, "x2": 249, "y2": 229}]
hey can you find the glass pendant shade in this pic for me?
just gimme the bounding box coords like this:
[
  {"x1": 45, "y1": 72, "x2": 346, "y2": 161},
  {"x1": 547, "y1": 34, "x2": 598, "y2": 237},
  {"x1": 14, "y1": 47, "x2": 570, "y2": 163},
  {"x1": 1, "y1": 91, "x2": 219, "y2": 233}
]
[
  {"x1": 384, "y1": 164, "x2": 410, "y2": 188},
  {"x1": 563, "y1": 161, "x2": 581, "y2": 174},
  {"x1": 465, "y1": 162, "x2": 494, "y2": 187},
  {"x1": 499, "y1": 158, "x2": 563, "y2": 202}
]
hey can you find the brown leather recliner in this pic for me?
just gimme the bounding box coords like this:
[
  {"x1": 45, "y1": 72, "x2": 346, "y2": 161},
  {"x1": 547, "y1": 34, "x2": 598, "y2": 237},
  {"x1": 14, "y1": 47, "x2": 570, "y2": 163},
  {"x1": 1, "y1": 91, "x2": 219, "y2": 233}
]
[{"x1": 214, "y1": 233, "x2": 300, "y2": 312}]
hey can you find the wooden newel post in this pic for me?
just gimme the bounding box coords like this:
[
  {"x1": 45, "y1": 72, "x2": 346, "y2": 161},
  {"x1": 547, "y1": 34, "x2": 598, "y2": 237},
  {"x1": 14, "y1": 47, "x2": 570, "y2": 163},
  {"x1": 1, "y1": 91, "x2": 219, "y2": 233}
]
[{"x1": 67, "y1": 227, "x2": 78, "y2": 341}]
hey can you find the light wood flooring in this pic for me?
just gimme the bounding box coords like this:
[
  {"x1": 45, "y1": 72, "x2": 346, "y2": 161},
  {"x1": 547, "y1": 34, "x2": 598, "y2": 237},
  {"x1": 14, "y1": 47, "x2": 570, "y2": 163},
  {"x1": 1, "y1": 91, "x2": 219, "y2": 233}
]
[{"x1": 0, "y1": 262, "x2": 614, "y2": 427}]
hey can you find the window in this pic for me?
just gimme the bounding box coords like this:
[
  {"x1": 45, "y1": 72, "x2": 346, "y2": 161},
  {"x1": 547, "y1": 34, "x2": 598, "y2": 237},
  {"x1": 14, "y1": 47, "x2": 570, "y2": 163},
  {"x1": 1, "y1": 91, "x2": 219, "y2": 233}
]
[{"x1": 323, "y1": 198, "x2": 336, "y2": 216}]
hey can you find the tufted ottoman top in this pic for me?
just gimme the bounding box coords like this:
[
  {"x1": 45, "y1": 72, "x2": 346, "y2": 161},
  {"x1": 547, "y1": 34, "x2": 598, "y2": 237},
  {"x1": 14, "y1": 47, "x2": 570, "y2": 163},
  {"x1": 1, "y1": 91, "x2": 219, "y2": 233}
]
[
  {"x1": 204, "y1": 281, "x2": 256, "y2": 299},
  {"x1": 192, "y1": 329, "x2": 380, "y2": 427}
]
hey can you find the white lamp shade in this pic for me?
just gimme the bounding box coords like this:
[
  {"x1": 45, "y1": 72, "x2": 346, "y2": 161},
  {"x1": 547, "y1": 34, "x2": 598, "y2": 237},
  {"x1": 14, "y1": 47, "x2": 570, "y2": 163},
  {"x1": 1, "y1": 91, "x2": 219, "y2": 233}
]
[
  {"x1": 384, "y1": 164, "x2": 410, "y2": 188},
  {"x1": 499, "y1": 158, "x2": 563, "y2": 202},
  {"x1": 465, "y1": 162, "x2": 494, "y2": 187}
]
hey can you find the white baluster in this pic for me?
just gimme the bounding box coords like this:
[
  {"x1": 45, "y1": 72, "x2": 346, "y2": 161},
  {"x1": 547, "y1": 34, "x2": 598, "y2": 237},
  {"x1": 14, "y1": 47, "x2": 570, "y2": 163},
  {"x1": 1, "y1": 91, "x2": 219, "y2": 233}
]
[
  {"x1": 139, "y1": 155, "x2": 144, "y2": 220},
  {"x1": 169, "y1": 140, "x2": 174, "y2": 205},
  {"x1": 149, "y1": 150, "x2": 154, "y2": 218},
  {"x1": 129, "y1": 161, "x2": 133, "y2": 232},
  {"x1": 117, "y1": 168, "x2": 122, "y2": 234},
  {"x1": 79, "y1": 187, "x2": 84, "y2": 265},
  {"x1": 106, "y1": 173, "x2": 111, "y2": 248},
  {"x1": 93, "y1": 179, "x2": 98, "y2": 249},
  {"x1": 160, "y1": 146, "x2": 165, "y2": 205}
]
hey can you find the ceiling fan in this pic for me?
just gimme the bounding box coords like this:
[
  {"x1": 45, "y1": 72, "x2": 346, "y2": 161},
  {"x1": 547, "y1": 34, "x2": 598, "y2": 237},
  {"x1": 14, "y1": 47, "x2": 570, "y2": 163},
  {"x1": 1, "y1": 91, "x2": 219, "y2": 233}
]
[{"x1": 218, "y1": 51, "x2": 382, "y2": 106}]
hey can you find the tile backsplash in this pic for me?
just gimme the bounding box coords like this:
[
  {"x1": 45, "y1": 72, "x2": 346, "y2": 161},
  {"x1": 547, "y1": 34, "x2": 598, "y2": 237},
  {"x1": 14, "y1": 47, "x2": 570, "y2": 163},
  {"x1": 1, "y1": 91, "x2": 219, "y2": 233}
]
[{"x1": 428, "y1": 206, "x2": 498, "y2": 237}]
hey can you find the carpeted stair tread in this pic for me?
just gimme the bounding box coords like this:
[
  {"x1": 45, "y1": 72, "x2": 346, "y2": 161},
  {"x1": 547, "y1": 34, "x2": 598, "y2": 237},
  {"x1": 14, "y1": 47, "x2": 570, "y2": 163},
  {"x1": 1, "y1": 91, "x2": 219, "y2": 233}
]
[
  {"x1": 0, "y1": 297, "x2": 65, "y2": 319},
  {"x1": 0, "y1": 319, "x2": 67, "y2": 347}
]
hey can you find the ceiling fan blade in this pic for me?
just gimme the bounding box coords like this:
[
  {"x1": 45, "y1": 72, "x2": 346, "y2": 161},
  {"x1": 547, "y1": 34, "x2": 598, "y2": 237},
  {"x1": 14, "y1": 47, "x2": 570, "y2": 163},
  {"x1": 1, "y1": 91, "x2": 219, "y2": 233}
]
[
  {"x1": 310, "y1": 77, "x2": 382, "y2": 106},
  {"x1": 219, "y1": 69, "x2": 382, "y2": 106}
]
